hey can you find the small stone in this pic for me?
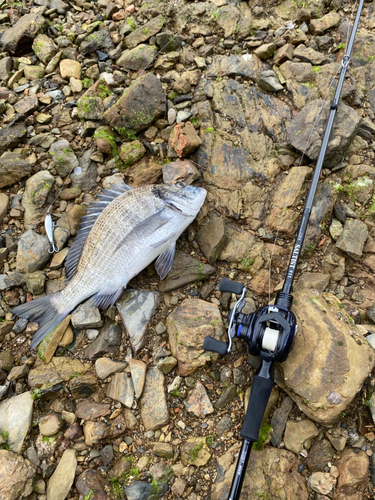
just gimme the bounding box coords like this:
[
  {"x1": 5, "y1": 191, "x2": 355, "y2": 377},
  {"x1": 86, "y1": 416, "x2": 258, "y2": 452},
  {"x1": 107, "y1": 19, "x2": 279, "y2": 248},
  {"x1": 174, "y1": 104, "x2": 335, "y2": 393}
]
[
  {"x1": 140, "y1": 367, "x2": 169, "y2": 431},
  {"x1": 284, "y1": 420, "x2": 319, "y2": 455},
  {"x1": 127, "y1": 358, "x2": 147, "y2": 398},
  {"x1": 169, "y1": 121, "x2": 202, "y2": 157},
  {"x1": 118, "y1": 140, "x2": 146, "y2": 168},
  {"x1": 71, "y1": 301, "x2": 103, "y2": 329},
  {"x1": 46, "y1": 448, "x2": 77, "y2": 500},
  {"x1": 329, "y1": 218, "x2": 343, "y2": 241},
  {"x1": 308, "y1": 472, "x2": 336, "y2": 495},
  {"x1": 39, "y1": 414, "x2": 63, "y2": 437},
  {"x1": 336, "y1": 219, "x2": 368, "y2": 260},
  {"x1": 158, "y1": 356, "x2": 178, "y2": 374},
  {"x1": 60, "y1": 59, "x2": 81, "y2": 79},
  {"x1": 152, "y1": 442, "x2": 174, "y2": 458},
  {"x1": 0, "y1": 450, "x2": 35, "y2": 499},
  {"x1": 107, "y1": 372, "x2": 134, "y2": 408},
  {"x1": 101, "y1": 444, "x2": 114, "y2": 467},
  {"x1": 181, "y1": 437, "x2": 211, "y2": 466},
  {"x1": 185, "y1": 381, "x2": 214, "y2": 417},
  {"x1": 95, "y1": 358, "x2": 127, "y2": 380},
  {"x1": 84, "y1": 421, "x2": 107, "y2": 446}
]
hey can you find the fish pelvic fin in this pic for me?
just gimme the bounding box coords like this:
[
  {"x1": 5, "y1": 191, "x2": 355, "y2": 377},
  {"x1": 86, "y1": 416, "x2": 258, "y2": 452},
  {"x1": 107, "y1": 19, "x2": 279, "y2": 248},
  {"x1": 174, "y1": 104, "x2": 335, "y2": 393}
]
[{"x1": 12, "y1": 294, "x2": 69, "y2": 350}]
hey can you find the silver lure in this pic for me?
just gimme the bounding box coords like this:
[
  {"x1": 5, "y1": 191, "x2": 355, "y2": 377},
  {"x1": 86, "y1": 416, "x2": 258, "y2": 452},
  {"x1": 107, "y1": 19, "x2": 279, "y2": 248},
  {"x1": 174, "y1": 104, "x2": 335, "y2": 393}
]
[{"x1": 44, "y1": 210, "x2": 59, "y2": 253}]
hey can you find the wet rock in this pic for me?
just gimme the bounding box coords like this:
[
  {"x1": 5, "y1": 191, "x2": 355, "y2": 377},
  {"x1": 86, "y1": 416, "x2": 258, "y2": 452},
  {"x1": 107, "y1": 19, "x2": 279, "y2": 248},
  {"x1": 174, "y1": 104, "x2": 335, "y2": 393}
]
[
  {"x1": 0, "y1": 450, "x2": 36, "y2": 500},
  {"x1": 295, "y1": 272, "x2": 330, "y2": 292},
  {"x1": 167, "y1": 298, "x2": 225, "y2": 376},
  {"x1": 336, "y1": 449, "x2": 369, "y2": 498},
  {"x1": 309, "y1": 12, "x2": 341, "y2": 35},
  {"x1": 181, "y1": 437, "x2": 211, "y2": 466},
  {"x1": 39, "y1": 414, "x2": 63, "y2": 437},
  {"x1": 196, "y1": 215, "x2": 227, "y2": 265},
  {"x1": 0, "y1": 391, "x2": 33, "y2": 453},
  {"x1": 308, "y1": 472, "x2": 336, "y2": 495},
  {"x1": 276, "y1": 289, "x2": 375, "y2": 424},
  {"x1": 125, "y1": 15, "x2": 164, "y2": 49},
  {"x1": 71, "y1": 301, "x2": 103, "y2": 330},
  {"x1": 270, "y1": 396, "x2": 293, "y2": 446},
  {"x1": 124, "y1": 481, "x2": 168, "y2": 500},
  {"x1": 116, "y1": 44, "x2": 157, "y2": 71},
  {"x1": 49, "y1": 139, "x2": 78, "y2": 178},
  {"x1": 169, "y1": 121, "x2": 203, "y2": 157},
  {"x1": 162, "y1": 159, "x2": 201, "y2": 184},
  {"x1": 336, "y1": 219, "x2": 368, "y2": 260},
  {"x1": 46, "y1": 448, "x2": 77, "y2": 500},
  {"x1": 107, "y1": 372, "x2": 134, "y2": 408},
  {"x1": 184, "y1": 381, "x2": 214, "y2": 417},
  {"x1": 95, "y1": 358, "x2": 127, "y2": 380},
  {"x1": 16, "y1": 230, "x2": 50, "y2": 273},
  {"x1": 288, "y1": 100, "x2": 360, "y2": 168},
  {"x1": 104, "y1": 73, "x2": 166, "y2": 135},
  {"x1": 80, "y1": 30, "x2": 114, "y2": 55},
  {"x1": 306, "y1": 439, "x2": 335, "y2": 471},
  {"x1": 22, "y1": 170, "x2": 55, "y2": 229},
  {"x1": 0, "y1": 7, "x2": 47, "y2": 56},
  {"x1": 0, "y1": 123, "x2": 27, "y2": 154},
  {"x1": 116, "y1": 289, "x2": 160, "y2": 353},
  {"x1": 159, "y1": 251, "x2": 215, "y2": 292},
  {"x1": 140, "y1": 367, "x2": 169, "y2": 431},
  {"x1": 127, "y1": 358, "x2": 147, "y2": 398},
  {"x1": 0, "y1": 151, "x2": 31, "y2": 189},
  {"x1": 75, "y1": 469, "x2": 107, "y2": 500}
]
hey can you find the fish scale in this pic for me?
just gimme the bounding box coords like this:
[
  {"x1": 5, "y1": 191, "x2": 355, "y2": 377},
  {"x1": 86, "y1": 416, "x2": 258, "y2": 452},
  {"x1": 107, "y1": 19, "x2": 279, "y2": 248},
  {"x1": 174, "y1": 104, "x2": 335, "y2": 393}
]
[{"x1": 13, "y1": 182, "x2": 207, "y2": 349}]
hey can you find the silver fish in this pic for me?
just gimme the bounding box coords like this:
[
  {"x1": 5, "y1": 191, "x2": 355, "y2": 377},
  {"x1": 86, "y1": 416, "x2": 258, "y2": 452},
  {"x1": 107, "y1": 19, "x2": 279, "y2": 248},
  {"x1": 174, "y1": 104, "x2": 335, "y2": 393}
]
[{"x1": 13, "y1": 182, "x2": 207, "y2": 349}]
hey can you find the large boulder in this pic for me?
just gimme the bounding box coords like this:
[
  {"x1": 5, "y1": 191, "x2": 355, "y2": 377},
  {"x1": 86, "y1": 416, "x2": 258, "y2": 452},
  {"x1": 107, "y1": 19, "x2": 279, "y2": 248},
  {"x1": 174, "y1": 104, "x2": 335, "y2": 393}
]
[
  {"x1": 287, "y1": 100, "x2": 360, "y2": 168},
  {"x1": 103, "y1": 73, "x2": 166, "y2": 136},
  {"x1": 0, "y1": 450, "x2": 36, "y2": 500},
  {"x1": 276, "y1": 289, "x2": 375, "y2": 424},
  {"x1": 0, "y1": 7, "x2": 47, "y2": 56}
]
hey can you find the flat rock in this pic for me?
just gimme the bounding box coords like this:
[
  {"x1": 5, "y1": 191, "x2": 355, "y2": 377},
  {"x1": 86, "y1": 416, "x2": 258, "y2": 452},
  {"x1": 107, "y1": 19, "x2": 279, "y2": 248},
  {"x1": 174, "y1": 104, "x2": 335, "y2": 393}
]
[
  {"x1": 116, "y1": 289, "x2": 160, "y2": 353},
  {"x1": 83, "y1": 421, "x2": 107, "y2": 446},
  {"x1": 285, "y1": 420, "x2": 319, "y2": 455},
  {"x1": 0, "y1": 123, "x2": 27, "y2": 155},
  {"x1": 167, "y1": 298, "x2": 225, "y2": 376},
  {"x1": 75, "y1": 400, "x2": 111, "y2": 420},
  {"x1": 46, "y1": 448, "x2": 77, "y2": 500},
  {"x1": 32, "y1": 34, "x2": 58, "y2": 64},
  {"x1": 0, "y1": 450, "x2": 36, "y2": 500},
  {"x1": 71, "y1": 301, "x2": 103, "y2": 330},
  {"x1": 0, "y1": 391, "x2": 33, "y2": 453},
  {"x1": 14, "y1": 95, "x2": 38, "y2": 115},
  {"x1": 75, "y1": 469, "x2": 107, "y2": 500},
  {"x1": 184, "y1": 381, "x2": 214, "y2": 417},
  {"x1": 181, "y1": 437, "x2": 211, "y2": 466},
  {"x1": 295, "y1": 272, "x2": 330, "y2": 292},
  {"x1": 336, "y1": 449, "x2": 369, "y2": 497},
  {"x1": 125, "y1": 15, "x2": 164, "y2": 49},
  {"x1": 294, "y1": 44, "x2": 326, "y2": 65},
  {"x1": 37, "y1": 316, "x2": 71, "y2": 364},
  {"x1": 306, "y1": 439, "x2": 335, "y2": 472},
  {"x1": 158, "y1": 251, "x2": 215, "y2": 292},
  {"x1": 196, "y1": 215, "x2": 227, "y2": 264},
  {"x1": 0, "y1": 7, "x2": 47, "y2": 56},
  {"x1": 22, "y1": 170, "x2": 55, "y2": 229},
  {"x1": 124, "y1": 481, "x2": 168, "y2": 500},
  {"x1": 16, "y1": 229, "x2": 51, "y2": 273},
  {"x1": 276, "y1": 289, "x2": 375, "y2": 424},
  {"x1": 104, "y1": 73, "x2": 166, "y2": 135},
  {"x1": 309, "y1": 11, "x2": 340, "y2": 35},
  {"x1": 116, "y1": 44, "x2": 157, "y2": 71},
  {"x1": 84, "y1": 321, "x2": 122, "y2": 360},
  {"x1": 127, "y1": 358, "x2": 147, "y2": 398},
  {"x1": 107, "y1": 372, "x2": 134, "y2": 408},
  {"x1": 49, "y1": 139, "x2": 78, "y2": 178},
  {"x1": 0, "y1": 151, "x2": 31, "y2": 189},
  {"x1": 335, "y1": 219, "x2": 368, "y2": 260},
  {"x1": 288, "y1": 100, "x2": 360, "y2": 168},
  {"x1": 169, "y1": 121, "x2": 202, "y2": 157},
  {"x1": 95, "y1": 358, "x2": 127, "y2": 380},
  {"x1": 211, "y1": 445, "x2": 308, "y2": 500},
  {"x1": 39, "y1": 414, "x2": 63, "y2": 437},
  {"x1": 206, "y1": 54, "x2": 265, "y2": 80},
  {"x1": 162, "y1": 159, "x2": 201, "y2": 184},
  {"x1": 28, "y1": 357, "x2": 90, "y2": 389},
  {"x1": 270, "y1": 396, "x2": 294, "y2": 446},
  {"x1": 80, "y1": 30, "x2": 114, "y2": 55},
  {"x1": 140, "y1": 367, "x2": 169, "y2": 431}
]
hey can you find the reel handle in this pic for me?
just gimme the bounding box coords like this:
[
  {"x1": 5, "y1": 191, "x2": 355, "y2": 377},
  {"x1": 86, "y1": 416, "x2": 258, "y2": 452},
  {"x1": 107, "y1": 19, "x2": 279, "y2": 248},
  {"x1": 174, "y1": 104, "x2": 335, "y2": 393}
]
[
  {"x1": 219, "y1": 278, "x2": 244, "y2": 295},
  {"x1": 203, "y1": 336, "x2": 228, "y2": 355}
]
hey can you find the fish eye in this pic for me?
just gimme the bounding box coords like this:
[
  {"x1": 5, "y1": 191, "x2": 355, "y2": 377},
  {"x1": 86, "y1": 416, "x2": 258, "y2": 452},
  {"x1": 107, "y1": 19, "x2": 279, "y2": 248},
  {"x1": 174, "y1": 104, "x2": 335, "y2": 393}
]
[{"x1": 176, "y1": 182, "x2": 185, "y2": 188}]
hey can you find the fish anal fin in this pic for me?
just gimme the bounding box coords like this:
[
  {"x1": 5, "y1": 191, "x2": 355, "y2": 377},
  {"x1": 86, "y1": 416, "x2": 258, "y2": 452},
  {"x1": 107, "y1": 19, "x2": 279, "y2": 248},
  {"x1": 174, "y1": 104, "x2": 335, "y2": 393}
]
[
  {"x1": 155, "y1": 242, "x2": 176, "y2": 280},
  {"x1": 90, "y1": 288, "x2": 124, "y2": 310}
]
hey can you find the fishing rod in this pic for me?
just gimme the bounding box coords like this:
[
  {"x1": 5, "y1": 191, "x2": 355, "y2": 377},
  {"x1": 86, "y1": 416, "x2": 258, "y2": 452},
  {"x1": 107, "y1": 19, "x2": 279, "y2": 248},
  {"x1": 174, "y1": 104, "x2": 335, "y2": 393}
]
[{"x1": 203, "y1": 1, "x2": 365, "y2": 498}]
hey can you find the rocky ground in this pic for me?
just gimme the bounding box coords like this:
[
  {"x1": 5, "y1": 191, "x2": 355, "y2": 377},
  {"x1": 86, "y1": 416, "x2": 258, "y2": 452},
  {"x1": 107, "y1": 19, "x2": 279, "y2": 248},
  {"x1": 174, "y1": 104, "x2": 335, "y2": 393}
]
[{"x1": 1, "y1": 0, "x2": 375, "y2": 499}]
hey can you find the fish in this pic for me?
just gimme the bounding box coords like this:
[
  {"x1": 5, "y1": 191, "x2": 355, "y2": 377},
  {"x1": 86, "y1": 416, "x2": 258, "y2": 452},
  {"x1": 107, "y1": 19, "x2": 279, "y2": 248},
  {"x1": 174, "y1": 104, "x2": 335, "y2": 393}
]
[{"x1": 12, "y1": 182, "x2": 207, "y2": 349}]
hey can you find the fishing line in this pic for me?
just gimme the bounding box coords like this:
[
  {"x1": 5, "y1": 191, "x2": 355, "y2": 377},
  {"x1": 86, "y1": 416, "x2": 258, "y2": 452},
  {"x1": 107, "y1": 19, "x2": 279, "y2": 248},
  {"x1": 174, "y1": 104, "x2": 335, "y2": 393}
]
[{"x1": 267, "y1": 2, "x2": 359, "y2": 306}]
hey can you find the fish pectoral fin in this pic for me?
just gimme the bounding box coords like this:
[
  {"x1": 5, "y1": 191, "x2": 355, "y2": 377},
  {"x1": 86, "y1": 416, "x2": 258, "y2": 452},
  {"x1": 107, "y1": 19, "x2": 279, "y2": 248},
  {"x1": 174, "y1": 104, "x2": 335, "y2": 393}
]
[
  {"x1": 155, "y1": 242, "x2": 176, "y2": 280},
  {"x1": 89, "y1": 288, "x2": 124, "y2": 310},
  {"x1": 150, "y1": 231, "x2": 175, "y2": 249}
]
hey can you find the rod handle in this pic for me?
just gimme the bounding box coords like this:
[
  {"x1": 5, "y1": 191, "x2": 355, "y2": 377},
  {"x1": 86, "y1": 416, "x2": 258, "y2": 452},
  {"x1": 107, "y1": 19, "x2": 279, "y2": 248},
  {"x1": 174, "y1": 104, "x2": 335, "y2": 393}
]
[
  {"x1": 240, "y1": 373, "x2": 274, "y2": 442},
  {"x1": 203, "y1": 336, "x2": 228, "y2": 355}
]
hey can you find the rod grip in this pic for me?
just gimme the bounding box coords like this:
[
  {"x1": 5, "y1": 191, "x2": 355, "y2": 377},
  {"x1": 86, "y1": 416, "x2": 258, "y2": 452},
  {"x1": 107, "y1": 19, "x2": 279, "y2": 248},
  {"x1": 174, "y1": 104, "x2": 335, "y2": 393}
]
[
  {"x1": 203, "y1": 336, "x2": 228, "y2": 355},
  {"x1": 240, "y1": 374, "x2": 274, "y2": 442}
]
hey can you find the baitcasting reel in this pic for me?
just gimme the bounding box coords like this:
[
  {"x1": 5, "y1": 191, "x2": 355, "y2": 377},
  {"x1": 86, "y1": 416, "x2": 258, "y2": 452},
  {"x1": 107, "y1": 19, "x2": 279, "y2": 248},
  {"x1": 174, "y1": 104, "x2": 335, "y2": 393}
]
[{"x1": 203, "y1": 277, "x2": 297, "y2": 365}]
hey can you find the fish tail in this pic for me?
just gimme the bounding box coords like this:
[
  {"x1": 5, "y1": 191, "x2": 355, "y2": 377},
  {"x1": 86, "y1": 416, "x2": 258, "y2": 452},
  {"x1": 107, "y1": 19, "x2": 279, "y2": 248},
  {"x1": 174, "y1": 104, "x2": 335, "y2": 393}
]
[{"x1": 12, "y1": 293, "x2": 70, "y2": 350}]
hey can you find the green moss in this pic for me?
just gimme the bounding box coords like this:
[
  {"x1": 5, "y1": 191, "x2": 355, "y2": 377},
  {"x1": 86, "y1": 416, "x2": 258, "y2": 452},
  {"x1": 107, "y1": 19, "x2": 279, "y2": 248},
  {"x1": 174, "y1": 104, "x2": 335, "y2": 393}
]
[
  {"x1": 336, "y1": 42, "x2": 346, "y2": 50},
  {"x1": 126, "y1": 16, "x2": 136, "y2": 30},
  {"x1": 240, "y1": 257, "x2": 254, "y2": 270},
  {"x1": 115, "y1": 127, "x2": 137, "y2": 141},
  {"x1": 312, "y1": 66, "x2": 320, "y2": 73},
  {"x1": 0, "y1": 430, "x2": 9, "y2": 441},
  {"x1": 253, "y1": 424, "x2": 272, "y2": 451},
  {"x1": 188, "y1": 441, "x2": 204, "y2": 461},
  {"x1": 98, "y1": 83, "x2": 113, "y2": 99},
  {"x1": 33, "y1": 41, "x2": 43, "y2": 54},
  {"x1": 168, "y1": 91, "x2": 177, "y2": 101},
  {"x1": 79, "y1": 96, "x2": 99, "y2": 115},
  {"x1": 84, "y1": 491, "x2": 94, "y2": 500},
  {"x1": 82, "y1": 78, "x2": 93, "y2": 88},
  {"x1": 205, "y1": 126, "x2": 215, "y2": 133},
  {"x1": 109, "y1": 467, "x2": 140, "y2": 499},
  {"x1": 142, "y1": 27, "x2": 150, "y2": 35},
  {"x1": 68, "y1": 371, "x2": 83, "y2": 380}
]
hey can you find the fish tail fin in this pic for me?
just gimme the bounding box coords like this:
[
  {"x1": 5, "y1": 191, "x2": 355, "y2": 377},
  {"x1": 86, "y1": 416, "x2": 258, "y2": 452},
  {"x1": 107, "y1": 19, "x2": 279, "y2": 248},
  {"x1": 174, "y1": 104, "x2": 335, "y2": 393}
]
[{"x1": 12, "y1": 294, "x2": 69, "y2": 350}]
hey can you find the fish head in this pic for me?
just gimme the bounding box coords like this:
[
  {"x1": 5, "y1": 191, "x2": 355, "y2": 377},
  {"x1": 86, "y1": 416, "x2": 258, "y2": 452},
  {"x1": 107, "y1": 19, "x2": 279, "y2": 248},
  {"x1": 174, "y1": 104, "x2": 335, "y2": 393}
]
[{"x1": 156, "y1": 183, "x2": 207, "y2": 217}]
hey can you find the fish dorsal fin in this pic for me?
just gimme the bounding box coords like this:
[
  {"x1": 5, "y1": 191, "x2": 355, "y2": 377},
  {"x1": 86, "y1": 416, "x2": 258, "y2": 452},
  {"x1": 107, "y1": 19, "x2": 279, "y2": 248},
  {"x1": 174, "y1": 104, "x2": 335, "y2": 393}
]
[{"x1": 65, "y1": 182, "x2": 132, "y2": 281}]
